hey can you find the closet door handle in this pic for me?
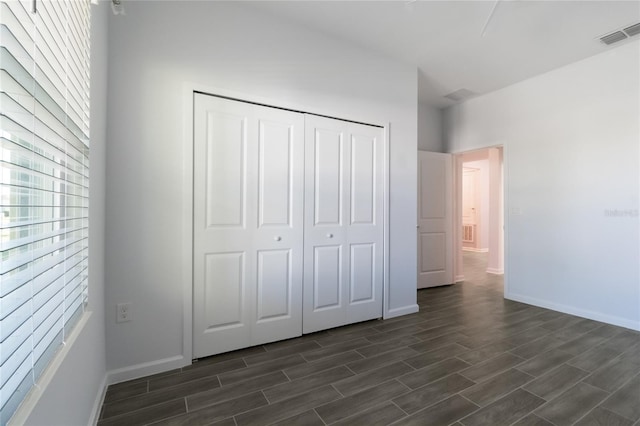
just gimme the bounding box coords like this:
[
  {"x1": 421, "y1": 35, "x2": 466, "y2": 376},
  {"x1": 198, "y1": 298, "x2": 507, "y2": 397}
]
[
  {"x1": 327, "y1": 233, "x2": 333, "y2": 238},
  {"x1": 274, "y1": 236, "x2": 282, "y2": 242}
]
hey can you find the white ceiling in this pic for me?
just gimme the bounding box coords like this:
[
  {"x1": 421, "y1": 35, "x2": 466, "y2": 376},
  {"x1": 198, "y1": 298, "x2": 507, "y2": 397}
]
[{"x1": 249, "y1": 1, "x2": 640, "y2": 107}]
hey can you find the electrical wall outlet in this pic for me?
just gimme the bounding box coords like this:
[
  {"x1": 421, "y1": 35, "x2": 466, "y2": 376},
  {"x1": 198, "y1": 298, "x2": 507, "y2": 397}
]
[{"x1": 116, "y1": 302, "x2": 132, "y2": 323}]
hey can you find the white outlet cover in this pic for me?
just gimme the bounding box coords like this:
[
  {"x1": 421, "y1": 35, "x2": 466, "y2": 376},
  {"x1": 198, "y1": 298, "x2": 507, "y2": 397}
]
[{"x1": 116, "y1": 302, "x2": 132, "y2": 323}]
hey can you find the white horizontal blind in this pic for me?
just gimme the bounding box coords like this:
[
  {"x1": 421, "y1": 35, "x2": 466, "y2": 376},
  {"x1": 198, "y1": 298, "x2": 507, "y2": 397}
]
[{"x1": 0, "y1": 0, "x2": 90, "y2": 423}]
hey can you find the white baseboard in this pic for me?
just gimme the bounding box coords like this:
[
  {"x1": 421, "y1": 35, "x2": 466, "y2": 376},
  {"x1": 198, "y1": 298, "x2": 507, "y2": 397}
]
[
  {"x1": 107, "y1": 355, "x2": 189, "y2": 385},
  {"x1": 486, "y1": 267, "x2": 504, "y2": 275},
  {"x1": 455, "y1": 275, "x2": 465, "y2": 283},
  {"x1": 505, "y1": 292, "x2": 640, "y2": 332},
  {"x1": 462, "y1": 247, "x2": 489, "y2": 253},
  {"x1": 385, "y1": 304, "x2": 419, "y2": 319},
  {"x1": 90, "y1": 374, "x2": 108, "y2": 426}
]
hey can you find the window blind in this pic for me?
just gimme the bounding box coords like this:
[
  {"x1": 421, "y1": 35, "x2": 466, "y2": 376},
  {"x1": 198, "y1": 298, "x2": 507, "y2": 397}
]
[{"x1": 0, "y1": 0, "x2": 90, "y2": 423}]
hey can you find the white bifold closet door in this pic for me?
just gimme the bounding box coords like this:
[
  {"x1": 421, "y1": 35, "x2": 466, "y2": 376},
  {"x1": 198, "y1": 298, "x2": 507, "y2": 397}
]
[
  {"x1": 303, "y1": 115, "x2": 384, "y2": 333},
  {"x1": 193, "y1": 94, "x2": 305, "y2": 358}
]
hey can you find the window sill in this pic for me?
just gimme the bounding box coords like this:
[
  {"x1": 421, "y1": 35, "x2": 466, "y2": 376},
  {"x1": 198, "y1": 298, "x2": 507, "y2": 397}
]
[{"x1": 8, "y1": 311, "x2": 93, "y2": 426}]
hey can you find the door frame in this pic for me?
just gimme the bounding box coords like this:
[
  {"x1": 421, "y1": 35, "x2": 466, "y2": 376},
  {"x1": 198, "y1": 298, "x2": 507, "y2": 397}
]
[
  {"x1": 182, "y1": 83, "x2": 391, "y2": 364},
  {"x1": 452, "y1": 145, "x2": 508, "y2": 294}
]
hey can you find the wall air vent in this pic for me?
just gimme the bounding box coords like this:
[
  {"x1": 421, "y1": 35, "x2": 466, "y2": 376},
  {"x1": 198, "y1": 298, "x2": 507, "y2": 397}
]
[
  {"x1": 444, "y1": 89, "x2": 477, "y2": 102},
  {"x1": 600, "y1": 31, "x2": 628, "y2": 45},
  {"x1": 623, "y1": 23, "x2": 640, "y2": 37}
]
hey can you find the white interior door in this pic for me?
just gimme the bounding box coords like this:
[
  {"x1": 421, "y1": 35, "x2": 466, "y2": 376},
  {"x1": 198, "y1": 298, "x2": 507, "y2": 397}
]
[
  {"x1": 462, "y1": 168, "x2": 478, "y2": 226},
  {"x1": 193, "y1": 94, "x2": 304, "y2": 358},
  {"x1": 462, "y1": 168, "x2": 479, "y2": 248},
  {"x1": 303, "y1": 115, "x2": 383, "y2": 333},
  {"x1": 418, "y1": 151, "x2": 454, "y2": 289}
]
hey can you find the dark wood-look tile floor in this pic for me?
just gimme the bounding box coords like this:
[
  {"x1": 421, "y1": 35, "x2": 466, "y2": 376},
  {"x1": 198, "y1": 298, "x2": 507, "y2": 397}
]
[{"x1": 99, "y1": 252, "x2": 640, "y2": 426}]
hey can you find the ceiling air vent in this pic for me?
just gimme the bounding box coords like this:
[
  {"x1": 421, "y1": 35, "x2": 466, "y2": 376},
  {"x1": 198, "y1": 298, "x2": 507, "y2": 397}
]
[
  {"x1": 600, "y1": 31, "x2": 628, "y2": 45},
  {"x1": 444, "y1": 89, "x2": 476, "y2": 102},
  {"x1": 623, "y1": 22, "x2": 640, "y2": 37}
]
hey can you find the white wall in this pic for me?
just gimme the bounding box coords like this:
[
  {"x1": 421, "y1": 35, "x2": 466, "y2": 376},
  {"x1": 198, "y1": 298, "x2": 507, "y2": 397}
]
[
  {"x1": 445, "y1": 41, "x2": 640, "y2": 330},
  {"x1": 106, "y1": 1, "x2": 418, "y2": 376},
  {"x1": 22, "y1": 2, "x2": 109, "y2": 424},
  {"x1": 418, "y1": 102, "x2": 443, "y2": 152}
]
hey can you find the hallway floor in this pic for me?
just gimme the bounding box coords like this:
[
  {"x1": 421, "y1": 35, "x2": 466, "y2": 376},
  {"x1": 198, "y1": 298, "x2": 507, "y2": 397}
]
[{"x1": 99, "y1": 253, "x2": 640, "y2": 425}]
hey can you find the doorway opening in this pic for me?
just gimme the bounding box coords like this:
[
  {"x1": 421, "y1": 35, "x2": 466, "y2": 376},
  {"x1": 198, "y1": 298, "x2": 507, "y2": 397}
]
[{"x1": 454, "y1": 147, "x2": 504, "y2": 293}]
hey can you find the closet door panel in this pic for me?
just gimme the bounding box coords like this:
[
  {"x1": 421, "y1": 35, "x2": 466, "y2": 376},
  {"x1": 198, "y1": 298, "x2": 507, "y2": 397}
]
[
  {"x1": 204, "y1": 111, "x2": 247, "y2": 228},
  {"x1": 194, "y1": 95, "x2": 253, "y2": 357},
  {"x1": 251, "y1": 105, "x2": 304, "y2": 345},
  {"x1": 345, "y1": 123, "x2": 384, "y2": 323},
  {"x1": 313, "y1": 128, "x2": 343, "y2": 226},
  {"x1": 204, "y1": 253, "x2": 246, "y2": 329},
  {"x1": 258, "y1": 120, "x2": 293, "y2": 228},
  {"x1": 303, "y1": 116, "x2": 349, "y2": 333},
  {"x1": 349, "y1": 243, "x2": 375, "y2": 303},
  {"x1": 256, "y1": 249, "x2": 291, "y2": 320},
  {"x1": 313, "y1": 245, "x2": 342, "y2": 310},
  {"x1": 304, "y1": 116, "x2": 383, "y2": 333},
  {"x1": 350, "y1": 134, "x2": 376, "y2": 226},
  {"x1": 194, "y1": 94, "x2": 304, "y2": 357}
]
